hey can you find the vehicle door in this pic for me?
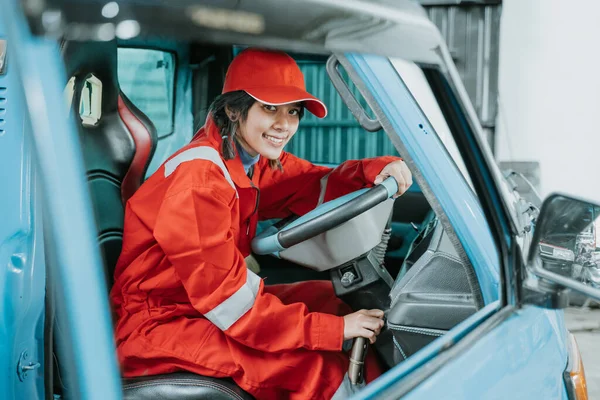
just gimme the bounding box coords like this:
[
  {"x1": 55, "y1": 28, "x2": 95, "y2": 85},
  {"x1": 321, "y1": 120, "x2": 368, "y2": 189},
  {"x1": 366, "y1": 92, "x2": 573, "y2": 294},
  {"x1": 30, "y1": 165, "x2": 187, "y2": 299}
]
[
  {"x1": 0, "y1": 25, "x2": 46, "y2": 400},
  {"x1": 342, "y1": 54, "x2": 573, "y2": 399}
]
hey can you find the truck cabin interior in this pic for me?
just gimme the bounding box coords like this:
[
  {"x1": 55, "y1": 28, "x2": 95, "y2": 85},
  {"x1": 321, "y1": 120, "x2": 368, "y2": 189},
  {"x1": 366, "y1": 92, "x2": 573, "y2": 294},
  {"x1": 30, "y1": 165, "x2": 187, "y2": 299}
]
[{"x1": 23, "y1": 1, "x2": 485, "y2": 398}]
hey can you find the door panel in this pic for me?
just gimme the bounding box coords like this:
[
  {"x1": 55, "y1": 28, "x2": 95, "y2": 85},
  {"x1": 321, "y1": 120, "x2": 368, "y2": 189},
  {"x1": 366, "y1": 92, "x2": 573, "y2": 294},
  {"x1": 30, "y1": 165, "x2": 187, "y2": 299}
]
[
  {"x1": 403, "y1": 307, "x2": 568, "y2": 399},
  {"x1": 0, "y1": 27, "x2": 46, "y2": 400},
  {"x1": 2, "y1": 4, "x2": 123, "y2": 398},
  {"x1": 365, "y1": 307, "x2": 569, "y2": 399}
]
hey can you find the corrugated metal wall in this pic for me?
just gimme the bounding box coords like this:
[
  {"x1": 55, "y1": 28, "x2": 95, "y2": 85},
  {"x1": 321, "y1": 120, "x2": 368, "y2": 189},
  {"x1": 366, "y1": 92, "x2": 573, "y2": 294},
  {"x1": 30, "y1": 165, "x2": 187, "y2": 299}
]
[
  {"x1": 424, "y1": 1, "x2": 502, "y2": 150},
  {"x1": 287, "y1": 60, "x2": 399, "y2": 164},
  {"x1": 289, "y1": 2, "x2": 503, "y2": 161}
]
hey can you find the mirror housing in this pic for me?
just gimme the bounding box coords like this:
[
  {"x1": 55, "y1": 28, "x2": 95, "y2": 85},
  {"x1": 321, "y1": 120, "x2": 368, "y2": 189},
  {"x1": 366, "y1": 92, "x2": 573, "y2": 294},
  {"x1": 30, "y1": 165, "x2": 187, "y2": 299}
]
[{"x1": 525, "y1": 193, "x2": 600, "y2": 307}]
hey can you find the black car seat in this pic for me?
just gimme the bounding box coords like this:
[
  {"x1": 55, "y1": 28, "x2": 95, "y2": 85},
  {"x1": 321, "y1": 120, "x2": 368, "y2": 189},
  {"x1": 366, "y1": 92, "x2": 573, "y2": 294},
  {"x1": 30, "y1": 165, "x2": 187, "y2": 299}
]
[
  {"x1": 53, "y1": 39, "x2": 252, "y2": 400},
  {"x1": 62, "y1": 40, "x2": 157, "y2": 284}
]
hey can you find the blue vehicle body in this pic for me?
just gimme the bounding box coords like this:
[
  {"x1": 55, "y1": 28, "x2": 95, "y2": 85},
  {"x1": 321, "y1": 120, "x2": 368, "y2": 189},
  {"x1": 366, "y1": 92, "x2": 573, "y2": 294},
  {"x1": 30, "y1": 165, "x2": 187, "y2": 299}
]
[
  {"x1": 346, "y1": 53, "x2": 500, "y2": 304},
  {"x1": 0, "y1": 20, "x2": 46, "y2": 400},
  {"x1": 0, "y1": 0, "x2": 579, "y2": 399},
  {"x1": 1, "y1": 2, "x2": 121, "y2": 398}
]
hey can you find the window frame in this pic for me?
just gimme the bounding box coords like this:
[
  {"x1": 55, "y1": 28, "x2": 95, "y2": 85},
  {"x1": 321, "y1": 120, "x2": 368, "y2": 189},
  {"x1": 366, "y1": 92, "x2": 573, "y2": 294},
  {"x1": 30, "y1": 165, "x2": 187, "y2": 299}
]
[
  {"x1": 336, "y1": 53, "x2": 506, "y2": 306},
  {"x1": 117, "y1": 46, "x2": 178, "y2": 139},
  {"x1": 332, "y1": 54, "x2": 519, "y2": 400},
  {"x1": 390, "y1": 59, "x2": 475, "y2": 192}
]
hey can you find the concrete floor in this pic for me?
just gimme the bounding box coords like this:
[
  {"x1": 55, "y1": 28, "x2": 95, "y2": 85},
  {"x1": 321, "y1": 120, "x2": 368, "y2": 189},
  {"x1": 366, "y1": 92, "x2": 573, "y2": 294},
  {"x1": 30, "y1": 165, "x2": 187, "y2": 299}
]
[{"x1": 564, "y1": 306, "x2": 600, "y2": 399}]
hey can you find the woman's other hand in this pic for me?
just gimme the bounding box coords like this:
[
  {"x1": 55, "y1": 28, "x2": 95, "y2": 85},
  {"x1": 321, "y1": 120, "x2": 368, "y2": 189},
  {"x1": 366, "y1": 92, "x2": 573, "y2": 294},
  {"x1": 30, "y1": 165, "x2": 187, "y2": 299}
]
[{"x1": 374, "y1": 160, "x2": 413, "y2": 198}]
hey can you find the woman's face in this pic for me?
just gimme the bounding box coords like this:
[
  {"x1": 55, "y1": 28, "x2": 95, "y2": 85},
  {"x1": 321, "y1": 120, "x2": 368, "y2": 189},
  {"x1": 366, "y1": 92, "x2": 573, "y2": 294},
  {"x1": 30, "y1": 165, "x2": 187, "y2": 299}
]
[{"x1": 237, "y1": 101, "x2": 302, "y2": 159}]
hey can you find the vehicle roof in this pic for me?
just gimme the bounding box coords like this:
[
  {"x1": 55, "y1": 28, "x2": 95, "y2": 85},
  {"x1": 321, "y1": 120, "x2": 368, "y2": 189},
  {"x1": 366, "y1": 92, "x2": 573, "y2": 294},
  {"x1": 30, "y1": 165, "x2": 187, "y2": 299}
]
[{"x1": 23, "y1": 0, "x2": 444, "y2": 64}]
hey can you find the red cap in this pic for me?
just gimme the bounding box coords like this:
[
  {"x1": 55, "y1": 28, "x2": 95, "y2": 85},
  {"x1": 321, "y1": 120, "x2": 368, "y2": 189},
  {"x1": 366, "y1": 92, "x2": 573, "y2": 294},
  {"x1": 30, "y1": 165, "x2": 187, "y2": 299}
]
[{"x1": 222, "y1": 48, "x2": 328, "y2": 118}]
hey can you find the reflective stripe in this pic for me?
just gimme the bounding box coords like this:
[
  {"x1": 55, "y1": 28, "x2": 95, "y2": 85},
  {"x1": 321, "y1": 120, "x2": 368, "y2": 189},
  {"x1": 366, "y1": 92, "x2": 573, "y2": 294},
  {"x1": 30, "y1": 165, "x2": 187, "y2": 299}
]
[
  {"x1": 164, "y1": 147, "x2": 238, "y2": 196},
  {"x1": 317, "y1": 172, "x2": 332, "y2": 206},
  {"x1": 204, "y1": 269, "x2": 262, "y2": 331}
]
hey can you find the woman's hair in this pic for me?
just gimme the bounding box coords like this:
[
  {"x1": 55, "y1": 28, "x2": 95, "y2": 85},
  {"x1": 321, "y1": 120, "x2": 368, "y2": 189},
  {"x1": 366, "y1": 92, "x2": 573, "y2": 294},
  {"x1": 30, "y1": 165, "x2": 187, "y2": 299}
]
[{"x1": 209, "y1": 90, "x2": 304, "y2": 170}]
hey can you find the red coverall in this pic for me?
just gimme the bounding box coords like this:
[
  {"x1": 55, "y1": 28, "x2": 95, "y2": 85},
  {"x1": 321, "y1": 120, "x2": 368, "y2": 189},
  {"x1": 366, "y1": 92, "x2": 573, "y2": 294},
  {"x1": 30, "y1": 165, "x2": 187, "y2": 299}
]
[{"x1": 111, "y1": 117, "x2": 396, "y2": 399}]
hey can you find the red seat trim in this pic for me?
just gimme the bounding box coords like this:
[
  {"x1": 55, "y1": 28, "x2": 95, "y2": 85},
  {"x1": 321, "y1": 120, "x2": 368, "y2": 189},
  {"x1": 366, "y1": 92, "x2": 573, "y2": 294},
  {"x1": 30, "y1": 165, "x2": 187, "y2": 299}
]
[{"x1": 118, "y1": 96, "x2": 153, "y2": 204}]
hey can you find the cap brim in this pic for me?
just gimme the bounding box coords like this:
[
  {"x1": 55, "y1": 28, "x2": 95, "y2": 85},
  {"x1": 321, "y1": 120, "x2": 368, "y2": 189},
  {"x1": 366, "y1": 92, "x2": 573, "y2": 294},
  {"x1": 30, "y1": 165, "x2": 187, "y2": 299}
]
[{"x1": 244, "y1": 86, "x2": 328, "y2": 118}]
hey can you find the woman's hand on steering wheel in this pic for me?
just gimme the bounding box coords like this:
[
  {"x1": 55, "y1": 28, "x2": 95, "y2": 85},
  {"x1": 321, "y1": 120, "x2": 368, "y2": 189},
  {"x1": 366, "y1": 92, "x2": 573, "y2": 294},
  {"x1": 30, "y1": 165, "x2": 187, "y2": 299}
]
[
  {"x1": 374, "y1": 160, "x2": 413, "y2": 198},
  {"x1": 343, "y1": 309, "x2": 385, "y2": 344}
]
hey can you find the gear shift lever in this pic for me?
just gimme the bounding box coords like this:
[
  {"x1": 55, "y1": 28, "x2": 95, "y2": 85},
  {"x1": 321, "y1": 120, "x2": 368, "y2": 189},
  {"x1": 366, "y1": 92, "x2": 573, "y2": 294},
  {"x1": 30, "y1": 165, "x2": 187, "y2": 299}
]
[{"x1": 348, "y1": 337, "x2": 368, "y2": 385}]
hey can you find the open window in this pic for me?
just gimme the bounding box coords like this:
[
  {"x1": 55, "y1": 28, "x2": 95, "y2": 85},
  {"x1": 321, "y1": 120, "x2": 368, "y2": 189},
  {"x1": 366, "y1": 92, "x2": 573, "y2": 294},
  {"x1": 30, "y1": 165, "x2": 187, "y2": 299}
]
[{"x1": 118, "y1": 48, "x2": 176, "y2": 138}]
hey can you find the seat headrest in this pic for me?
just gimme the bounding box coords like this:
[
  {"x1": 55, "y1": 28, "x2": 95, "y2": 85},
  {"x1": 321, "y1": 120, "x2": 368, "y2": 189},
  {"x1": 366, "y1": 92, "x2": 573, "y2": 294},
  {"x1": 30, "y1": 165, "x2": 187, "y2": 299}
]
[{"x1": 62, "y1": 40, "x2": 119, "y2": 111}]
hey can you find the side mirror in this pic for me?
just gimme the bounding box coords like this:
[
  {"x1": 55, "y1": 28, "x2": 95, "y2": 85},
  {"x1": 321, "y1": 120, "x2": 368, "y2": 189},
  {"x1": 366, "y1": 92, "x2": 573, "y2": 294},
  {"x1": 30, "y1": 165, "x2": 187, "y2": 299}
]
[{"x1": 527, "y1": 193, "x2": 600, "y2": 303}]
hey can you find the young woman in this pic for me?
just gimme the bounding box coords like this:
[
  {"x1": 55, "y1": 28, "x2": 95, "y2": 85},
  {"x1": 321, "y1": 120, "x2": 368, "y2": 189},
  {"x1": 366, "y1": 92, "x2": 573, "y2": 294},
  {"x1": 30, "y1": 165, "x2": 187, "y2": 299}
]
[{"x1": 111, "y1": 48, "x2": 413, "y2": 399}]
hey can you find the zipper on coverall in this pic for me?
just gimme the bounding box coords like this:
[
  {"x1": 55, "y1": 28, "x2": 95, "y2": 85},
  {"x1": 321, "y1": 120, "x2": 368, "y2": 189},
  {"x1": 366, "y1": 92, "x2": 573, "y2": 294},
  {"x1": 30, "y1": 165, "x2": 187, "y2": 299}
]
[{"x1": 247, "y1": 181, "x2": 260, "y2": 235}]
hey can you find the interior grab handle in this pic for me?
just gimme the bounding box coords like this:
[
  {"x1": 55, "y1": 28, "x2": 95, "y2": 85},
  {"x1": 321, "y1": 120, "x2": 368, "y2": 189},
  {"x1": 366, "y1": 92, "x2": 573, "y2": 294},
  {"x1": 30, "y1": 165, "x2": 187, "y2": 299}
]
[{"x1": 326, "y1": 55, "x2": 382, "y2": 132}]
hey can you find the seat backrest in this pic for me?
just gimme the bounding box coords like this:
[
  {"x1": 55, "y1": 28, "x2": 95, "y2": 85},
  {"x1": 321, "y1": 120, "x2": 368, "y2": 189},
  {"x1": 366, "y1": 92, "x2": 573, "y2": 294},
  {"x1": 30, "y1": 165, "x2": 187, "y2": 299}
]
[{"x1": 62, "y1": 39, "x2": 158, "y2": 285}]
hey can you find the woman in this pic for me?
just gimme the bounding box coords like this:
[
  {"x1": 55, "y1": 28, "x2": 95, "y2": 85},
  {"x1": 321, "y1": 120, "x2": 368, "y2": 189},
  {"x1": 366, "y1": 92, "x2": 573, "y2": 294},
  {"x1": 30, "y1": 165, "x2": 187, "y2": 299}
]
[{"x1": 111, "y1": 48, "x2": 413, "y2": 399}]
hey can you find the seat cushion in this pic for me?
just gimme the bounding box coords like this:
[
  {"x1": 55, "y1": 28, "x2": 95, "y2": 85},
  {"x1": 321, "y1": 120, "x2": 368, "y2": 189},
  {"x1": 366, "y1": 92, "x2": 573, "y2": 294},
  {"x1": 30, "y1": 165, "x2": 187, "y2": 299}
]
[{"x1": 122, "y1": 373, "x2": 254, "y2": 400}]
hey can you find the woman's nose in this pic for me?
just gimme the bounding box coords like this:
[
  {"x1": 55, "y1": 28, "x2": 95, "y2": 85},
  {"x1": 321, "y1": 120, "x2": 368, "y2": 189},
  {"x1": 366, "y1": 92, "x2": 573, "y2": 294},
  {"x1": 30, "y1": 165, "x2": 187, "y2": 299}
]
[{"x1": 273, "y1": 113, "x2": 290, "y2": 132}]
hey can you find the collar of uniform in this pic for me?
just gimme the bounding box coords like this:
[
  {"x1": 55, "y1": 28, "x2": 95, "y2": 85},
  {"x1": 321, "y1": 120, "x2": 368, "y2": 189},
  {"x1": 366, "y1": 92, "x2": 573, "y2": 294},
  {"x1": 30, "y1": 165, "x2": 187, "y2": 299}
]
[{"x1": 196, "y1": 115, "x2": 256, "y2": 189}]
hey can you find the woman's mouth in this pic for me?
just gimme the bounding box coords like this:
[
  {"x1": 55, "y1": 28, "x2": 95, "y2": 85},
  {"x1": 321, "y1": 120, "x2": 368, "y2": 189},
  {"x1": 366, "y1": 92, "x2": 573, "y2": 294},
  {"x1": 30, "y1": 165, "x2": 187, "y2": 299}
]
[{"x1": 263, "y1": 133, "x2": 285, "y2": 145}]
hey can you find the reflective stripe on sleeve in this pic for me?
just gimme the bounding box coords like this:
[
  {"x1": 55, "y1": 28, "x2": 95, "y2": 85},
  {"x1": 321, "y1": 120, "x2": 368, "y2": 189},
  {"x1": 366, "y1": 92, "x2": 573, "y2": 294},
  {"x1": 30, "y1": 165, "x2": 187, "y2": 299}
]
[
  {"x1": 204, "y1": 269, "x2": 262, "y2": 331},
  {"x1": 164, "y1": 147, "x2": 238, "y2": 196}
]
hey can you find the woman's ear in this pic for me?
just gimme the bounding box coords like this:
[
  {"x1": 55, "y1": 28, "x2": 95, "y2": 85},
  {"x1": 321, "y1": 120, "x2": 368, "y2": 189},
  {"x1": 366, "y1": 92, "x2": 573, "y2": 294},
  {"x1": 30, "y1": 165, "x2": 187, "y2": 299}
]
[{"x1": 225, "y1": 105, "x2": 239, "y2": 122}]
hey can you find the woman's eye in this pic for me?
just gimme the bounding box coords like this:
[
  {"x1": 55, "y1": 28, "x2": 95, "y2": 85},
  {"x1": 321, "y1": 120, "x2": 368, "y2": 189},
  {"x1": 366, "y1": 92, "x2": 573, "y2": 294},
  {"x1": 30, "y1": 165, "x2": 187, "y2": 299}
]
[
  {"x1": 263, "y1": 105, "x2": 277, "y2": 112},
  {"x1": 289, "y1": 109, "x2": 300, "y2": 116}
]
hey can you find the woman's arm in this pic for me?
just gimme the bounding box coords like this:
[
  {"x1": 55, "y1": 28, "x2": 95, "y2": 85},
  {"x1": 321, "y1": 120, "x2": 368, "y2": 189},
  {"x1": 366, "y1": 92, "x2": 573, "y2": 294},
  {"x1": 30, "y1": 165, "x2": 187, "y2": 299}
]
[{"x1": 258, "y1": 151, "x2": 399, "y2": 219}]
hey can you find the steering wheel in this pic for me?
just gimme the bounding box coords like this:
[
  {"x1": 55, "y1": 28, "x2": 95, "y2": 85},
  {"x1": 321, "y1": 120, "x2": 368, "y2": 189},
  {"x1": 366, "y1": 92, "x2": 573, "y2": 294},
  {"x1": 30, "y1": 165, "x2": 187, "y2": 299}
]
[{"x1": 251, "y1": 177, "x2": 398, "y2": 255}]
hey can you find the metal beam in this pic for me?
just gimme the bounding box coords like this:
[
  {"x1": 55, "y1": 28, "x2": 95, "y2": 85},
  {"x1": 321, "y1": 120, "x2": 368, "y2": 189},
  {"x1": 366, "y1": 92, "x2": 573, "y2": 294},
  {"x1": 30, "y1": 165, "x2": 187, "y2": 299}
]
[{"x1": 419, "y1": 0, "x2": 501, "y2": 6}]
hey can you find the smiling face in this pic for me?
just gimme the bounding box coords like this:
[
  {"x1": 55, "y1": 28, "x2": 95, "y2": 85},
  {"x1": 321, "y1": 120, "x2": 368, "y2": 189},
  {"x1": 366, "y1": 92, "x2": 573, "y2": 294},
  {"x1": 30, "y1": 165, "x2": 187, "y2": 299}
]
[{"x1": 235, "y1": 101, "x2": 302, "y2": 160}]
